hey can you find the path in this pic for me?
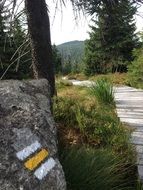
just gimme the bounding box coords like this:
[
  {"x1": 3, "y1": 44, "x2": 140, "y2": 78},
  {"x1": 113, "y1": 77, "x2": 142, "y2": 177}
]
[
  {"x1": 114, "y1": 86, "x2": 143, "y2": 181},
  {"x1": 65, "y1": 79, "x2": 143, "y2": 181}
]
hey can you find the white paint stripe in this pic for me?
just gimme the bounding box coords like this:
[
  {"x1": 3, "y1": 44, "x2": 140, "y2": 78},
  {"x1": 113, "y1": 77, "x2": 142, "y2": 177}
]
[
  {"x1": 16, "y1": 141, "x2": 41, "y2": 161},
  {"x1": 34, "y1": 158, "x2": 56, "y2": 180}
]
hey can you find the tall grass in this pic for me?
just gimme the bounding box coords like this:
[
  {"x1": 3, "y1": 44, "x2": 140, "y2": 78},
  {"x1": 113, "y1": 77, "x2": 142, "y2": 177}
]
[
  {"x1": 60, "y1": 147, "x2": 137, "y2": 190},
  {"x1": 90, "y1": 78, "x2": 114, "y2": 105}
]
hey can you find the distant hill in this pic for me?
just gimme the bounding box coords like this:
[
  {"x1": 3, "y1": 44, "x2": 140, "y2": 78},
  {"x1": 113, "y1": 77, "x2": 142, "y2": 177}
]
[{"x1": 57, "y1": 40, "x2": 85, "y2": 64}]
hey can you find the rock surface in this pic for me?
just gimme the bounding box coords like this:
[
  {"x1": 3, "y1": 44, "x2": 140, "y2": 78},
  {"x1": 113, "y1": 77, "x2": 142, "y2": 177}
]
[{"x1": 0, "y1": 79, "x2": 66, "y2": 190}]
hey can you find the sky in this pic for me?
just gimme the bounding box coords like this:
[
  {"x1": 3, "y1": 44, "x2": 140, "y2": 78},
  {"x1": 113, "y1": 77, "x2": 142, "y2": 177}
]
[
  {"x1": 48, "y1": 1, "x2": 90, "y2": 45},
  {"x1": 48, "y1": 1, "x2": 143, "y2": 45}
]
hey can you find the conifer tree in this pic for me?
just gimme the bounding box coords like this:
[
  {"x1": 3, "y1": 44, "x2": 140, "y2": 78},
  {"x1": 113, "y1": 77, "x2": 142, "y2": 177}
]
[
  {"x1": 84, "y1": 0, "x2": 138, "y2": 75},
  {"x1": 0, "y1": 12, "x2": 31, "y2": 79}
]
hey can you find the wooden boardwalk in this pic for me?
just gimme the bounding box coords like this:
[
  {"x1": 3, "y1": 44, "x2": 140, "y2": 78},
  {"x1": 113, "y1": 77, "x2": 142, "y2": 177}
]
[{"x1": 114, "y1": 86, "x2": 143, "y2": 181}]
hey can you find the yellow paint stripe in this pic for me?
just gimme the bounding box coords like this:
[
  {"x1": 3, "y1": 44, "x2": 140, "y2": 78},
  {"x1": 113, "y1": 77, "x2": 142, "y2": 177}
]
[{"x1": 24, "y1": 149, "x2": 48, "y2": 171}]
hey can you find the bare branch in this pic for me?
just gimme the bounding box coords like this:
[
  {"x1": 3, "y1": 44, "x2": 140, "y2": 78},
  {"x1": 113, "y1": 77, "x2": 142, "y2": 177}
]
[
  {"x1": 0, "y1": 50, "x2": 30, "y2": 80},
  {"x1": 0, "y1": 0, "x2": 6, "y2": 11}
]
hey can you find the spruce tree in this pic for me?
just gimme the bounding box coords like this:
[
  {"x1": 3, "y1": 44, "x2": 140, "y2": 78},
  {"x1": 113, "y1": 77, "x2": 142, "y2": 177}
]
[
  {"x1": 84, "y1": 0, "x2": 138, "y2": 75},
  {"x1": 0, "y1": 8, "x2": 32, "y2": 80}
]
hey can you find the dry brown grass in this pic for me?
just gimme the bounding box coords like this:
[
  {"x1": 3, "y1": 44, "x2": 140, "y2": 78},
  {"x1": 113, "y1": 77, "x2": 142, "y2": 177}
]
[
  {"x1": 90, "y1": 73, "x2": 127, "y2": 86},
  {"x1": 57, "y1": 85, "x2": 97, "y2": 109}
]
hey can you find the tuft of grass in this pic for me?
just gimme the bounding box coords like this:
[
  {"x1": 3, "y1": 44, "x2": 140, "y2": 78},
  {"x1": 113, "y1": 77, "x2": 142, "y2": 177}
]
[
  {"x1": 60, "y1": 147, "x2": 137, "y2": 190},
  {"x1": 89, "y1": 78, "x2": 114, "y2": 106},
  {"x1": 137, "y1": 181, "x2": 143, "y2": 190}
]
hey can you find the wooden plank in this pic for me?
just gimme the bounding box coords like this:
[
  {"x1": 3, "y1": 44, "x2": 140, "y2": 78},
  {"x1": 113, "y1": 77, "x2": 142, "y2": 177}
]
[
  {"x1": 115, "y1": 97, "x2": 143, "y2": 100},
  {"x1": 137, "y1": 154, "x2": 143, "y2": 165},
  {"x1": 136, "y1": 145, "x2": 143, "y2": 154},
  {"x1": 131, "y1": 136, "x2": 143, "y2": 145},
  {"x1": 135, "y1": 128, "x2": 143, "y2": 132},
  {"x1": 116, "y1": 101, "x2": 143, "y2": 105},
  {"x1": 115, "y1": 93, "x2": 143, "y2": 96},
  {"x1": 132, "y1": 131, "x2": 143, "y2": 137},
  {"x1": 117, "y1": 114, "x2": 143, "y2": 119},
  {"x1": 138, "y1": 165, "x2": 143, "y2": 180},
  {"x1": 116, "y1": 105, "x2": 143, "y2": 108},
  {"x1": 120, "y1": 118, "x2": 143, "y2": 124},
  {"x1": 117, "y1": 111, "x2": 143, "y2": 115},
  {"x1": 125, "y1": 123, "x2": 143, "y2": 128},
  {"x1": 115, "y1": 93, "x2": 143, "y2": 94},
  {"x1": 117, "y1": 108, "x2": 143, "y2": 113}
]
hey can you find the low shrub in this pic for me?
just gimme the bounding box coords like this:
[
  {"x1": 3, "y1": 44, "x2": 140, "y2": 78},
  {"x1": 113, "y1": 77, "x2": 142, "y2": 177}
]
[
  {"x1": 54, "y1": 97, "x2": 79, "y2": 127},
  {"x1": 127, "y1": 48, "x2": 143, "y2": 89}
]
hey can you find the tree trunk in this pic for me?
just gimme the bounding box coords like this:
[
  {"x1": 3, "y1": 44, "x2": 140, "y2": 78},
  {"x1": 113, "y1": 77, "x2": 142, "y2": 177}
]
[{"x1": 25, "y1": 0, "x2": 55, "y2": 97}]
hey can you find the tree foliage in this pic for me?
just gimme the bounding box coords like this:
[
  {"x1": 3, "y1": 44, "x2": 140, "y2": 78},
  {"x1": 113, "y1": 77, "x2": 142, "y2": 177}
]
[
  {"x1": 0, "y1": 5, "x2": 32, "y2": 79},
  {"x1": 128, "y1": 46, "x2": 143, "y2": 88},
  {"x1": 84, "y1": 0, "x2": 139, "y2": 75},
  {"x1": 52, "y1": 44, "x2": 62, "y2": 74}
]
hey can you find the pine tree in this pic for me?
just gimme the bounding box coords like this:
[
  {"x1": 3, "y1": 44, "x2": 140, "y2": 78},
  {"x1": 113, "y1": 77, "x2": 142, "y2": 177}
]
[
  {"x1": 84, "y1": 0, "x2": 138, "y2": 75},
  {"x1": 0, "y1": 6, "x2": 32, "y2": 79},
  {"x1": 10, "y1": 18, "x2": 32, "y2": 79}
]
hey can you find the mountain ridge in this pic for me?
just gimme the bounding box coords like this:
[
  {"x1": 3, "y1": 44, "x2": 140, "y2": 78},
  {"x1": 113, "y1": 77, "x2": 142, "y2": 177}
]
[{"x1": 57, "y1": 40, "x2": 85, "y2": 64}]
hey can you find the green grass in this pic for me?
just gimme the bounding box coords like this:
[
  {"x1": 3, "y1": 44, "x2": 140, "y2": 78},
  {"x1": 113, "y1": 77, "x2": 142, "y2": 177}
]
[
  {"x1": 59, "y1": 147, "x2": 137, "y2": 190},
  {"x1": 89, "y1": 78, "x2": 114, "y2": 106},
  {"x1": 54, "y1": 95, "x2": 132, "y2": 155}
]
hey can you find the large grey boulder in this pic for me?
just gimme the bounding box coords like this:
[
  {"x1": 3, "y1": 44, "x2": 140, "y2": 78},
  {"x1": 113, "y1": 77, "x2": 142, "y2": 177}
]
[{"x1": 0, "y1": 79, "x2": 66, "y2": 190}]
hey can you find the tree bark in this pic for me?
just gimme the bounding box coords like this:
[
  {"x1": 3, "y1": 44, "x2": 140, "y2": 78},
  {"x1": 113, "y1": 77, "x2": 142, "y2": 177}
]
[{"x1": 25, "y1": 0, "x2": 55, "y2": 97}]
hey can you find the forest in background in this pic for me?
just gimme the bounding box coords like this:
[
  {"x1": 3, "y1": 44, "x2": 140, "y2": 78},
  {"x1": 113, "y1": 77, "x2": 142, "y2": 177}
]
[
  {"x1": 0, "y1": 0, "x2": 143, "y2": 89},
  {"x1": 56, "y1": 0, "x2": 143, "y2": 89}
]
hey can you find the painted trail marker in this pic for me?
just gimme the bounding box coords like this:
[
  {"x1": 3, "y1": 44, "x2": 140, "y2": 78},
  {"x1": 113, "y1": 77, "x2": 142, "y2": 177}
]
[
  {"x1": 34, "y1": 158, "x2": 56, "y2": 180},
  {"x1": 15, "y1": 132, "x2": 56, "y2": 180},
  {"x1": 0, "y1": 80, "x2": 66, "y2": 189},
  {"x1": 24, "y1": 148, "x2": 49, "y2": 171},
  {"x1": 16, "y1": 141, "x2": 42, "y2": 161}
]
